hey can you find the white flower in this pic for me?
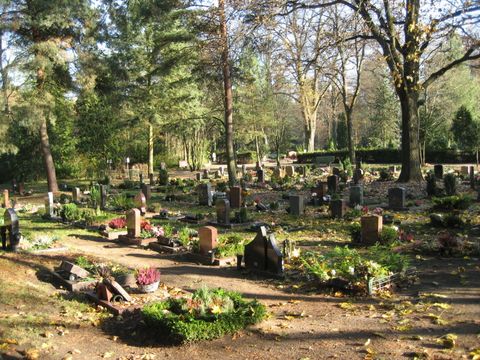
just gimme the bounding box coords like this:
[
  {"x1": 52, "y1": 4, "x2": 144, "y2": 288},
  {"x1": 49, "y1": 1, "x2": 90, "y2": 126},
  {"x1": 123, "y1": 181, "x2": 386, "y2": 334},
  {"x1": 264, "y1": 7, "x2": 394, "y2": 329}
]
[
  {"x1": 348, "y1": 266, "x2": 355, "y2": 275},
  {"x1": 331, "y1": 269, "x2": 336, "y2": 276},
  {"x1": 392, "y1": 226, "x2": 399, "y2": 231}
]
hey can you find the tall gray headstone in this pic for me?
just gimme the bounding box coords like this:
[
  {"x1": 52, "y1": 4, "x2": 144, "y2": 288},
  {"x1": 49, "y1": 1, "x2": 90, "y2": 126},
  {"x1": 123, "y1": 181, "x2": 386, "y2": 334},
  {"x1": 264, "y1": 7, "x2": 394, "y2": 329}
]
[
  {"x1": 349, "y1": 185, "x2": 363, "y2": 207},
  {"x1": 327, "y1": 175, "x2": 339, "y2": 193},
  {"x1": 198, "y1": 183, "x2": 213, "y2": 206},
  {"x1": 289, "y1": 195, "x2": 304, "y2": 216}
]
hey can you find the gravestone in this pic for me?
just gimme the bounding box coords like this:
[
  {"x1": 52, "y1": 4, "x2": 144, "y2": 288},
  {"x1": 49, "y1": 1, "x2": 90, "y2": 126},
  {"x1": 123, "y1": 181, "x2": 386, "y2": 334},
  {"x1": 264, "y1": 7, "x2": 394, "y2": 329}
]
[
  {"x1": 11, "y1": 179, "x2": 17, "y2": 193},
  {"x1": 332, "y1": 167, "x2": 341, "y2": 177},
  {"x1": 216, "y1": 199, "x2": 230, "y2": 225},
  {"x1": 241, "y1": 164, "x2": 247, "y2": 177},
  {"x1": 229, "y1": 186, "x2": 242, "y2": 209},
  {"x1": 273, "y1": 167, "x2": 285, "y2": 179},
  {"x1": 141, "y1": 184, "x2": 152, "y2": 201},
  {"x1": 100, "y1": 185, "x2": 108, "y2": 210},
  {"x1": 2, "y1": 189, "x2": 9, "y2": 208},
  {"x1": 60, "y1": 261, "x2": 90, "y2": 279},
  {"x1": 470, "y1": 166, "x2": 475, "y2": 189},
  {"x1": 72, "y1": 187, "x2": 81, "y2": 203},
  {"x1": 389, "y1": 165, "x2": 397, "y2": 173},
  {"x1": 361, "y1": 215, "x2": 383, "y2": 245},
  {"x1": 388, "y1": 187, "x2": 406, "y2": 210},
  {"x1": 255, "y1": 161, "x2": 262, "y2": 171},
  {"x1": 195, "y1": 173, "x2": 202, "y2": 181},
  {"x1": 349, "y1": 185, "x2": 363, "y2": 207},
  {"x1": 149, "y1": 173, "x2": 155, "y2": 186},
  {"x1": 219, "y1": 166, "x2": 225, "y2": 176},
  {"x1": 45, "y1": 192, "x2": 54, "y2": 217},
  {"x1": 353, "y1": 168, "x2": 364, "y2": 184},
  {"x1": 1, "y1": 209, "x2": 20, "y2": 251},
  {"x1": 198, "y1": 226, "x2": 218, "y2": 256},
  {"x1": 126, "y1": 208, "x2": 141, "y2": 238},
  {"x1": 257, "y1": 168, "x2": 265, "y2": 183},
  {"x1": 297, "y1": 166, "x2": 307, "y2": 177},
  {"x1": 215, "y1": 170, "x2": 222, "y2": 179},
  {"x1": 285, "y1": 165, "x2": 295, "y2": 177},
  {"x1": 327, "y1": 175, "x2": 339, "y2": 193},
  {"x1": 244, "y1": 226, "x2": 284, "y2": 275},
  {"x1": 434, "y1": 164, "x2": 443, "y2": 179},
  {"x1": 312, "y1": 182, "x2": 328, "y2": 198},
  {"x1": 18, "y1": 182, "x2": 25, "y2": 195},
  {"x1": 203, "y1": 169, "x2": 210, "y2": 179},
  {"x1": 330, "y1": 199, "x2": 347, "y2": 219},
  {"x1": 134, "y1": 192, "x2": 147, "y2": 214},
  {"x1": 461, "y1": 166, "x2": 469, "y2": 175},
  {"x1": 289, "y1": 195, "x2": 304, "y2": 216},
  {"x1": 198, "y1": 183, "x2": 213, "y2": 206}
]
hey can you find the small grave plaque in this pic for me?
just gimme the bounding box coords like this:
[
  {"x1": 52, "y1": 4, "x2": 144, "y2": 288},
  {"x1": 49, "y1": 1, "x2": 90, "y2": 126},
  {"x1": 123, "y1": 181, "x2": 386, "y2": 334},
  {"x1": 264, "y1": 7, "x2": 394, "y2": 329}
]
[
  {"x1": 289, "y1": 195, "x2": 304, "y2": 216},
  {"x1": 216, "y1": 199, "x2": 230, "y2": 225},
  {"x1": 273, "y1": 167, "x2": 285, "y2": 179},
  {"x1": 349, "y1": 185, "x2": 363, "y2": 207},
  {"x1": 361, "y1": 215, "x2": 383, "y2": 245},
  {"x1": 126, "y1": 208, "x2": 141, "y2": 238},
  {"x1": 198, "y1": 226, "x2": 218, "y2": 256},
  {"x1": 330, "y1": 199, "x2": 346, "y2": 219},
  {"x1": 198, "y1": 183, "x2": 213, "y2": 206},
  {"x1": 229, "y1": 186, "x2": 242, "y2": 209},
  {"x1": 388, "y1": 187, "x2": 406, "y2": 210}
]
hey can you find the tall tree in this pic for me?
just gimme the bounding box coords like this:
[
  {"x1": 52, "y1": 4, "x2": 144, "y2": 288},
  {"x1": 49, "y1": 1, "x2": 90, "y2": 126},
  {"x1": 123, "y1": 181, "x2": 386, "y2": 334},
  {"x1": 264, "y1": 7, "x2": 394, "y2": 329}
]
[{"x1": 279, "y1": 0, "x2": 480, "y2": 182}]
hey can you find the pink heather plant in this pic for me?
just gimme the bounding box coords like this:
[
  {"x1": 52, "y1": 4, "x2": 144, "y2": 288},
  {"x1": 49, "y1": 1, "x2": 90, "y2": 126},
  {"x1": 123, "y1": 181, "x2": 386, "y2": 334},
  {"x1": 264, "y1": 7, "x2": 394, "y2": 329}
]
[
  {"x1": 136, "y1": 267, "x2": 161, "y2": 285},
  {"x1": 108, "y1": 217, "x2": 127, "y2": 229}
]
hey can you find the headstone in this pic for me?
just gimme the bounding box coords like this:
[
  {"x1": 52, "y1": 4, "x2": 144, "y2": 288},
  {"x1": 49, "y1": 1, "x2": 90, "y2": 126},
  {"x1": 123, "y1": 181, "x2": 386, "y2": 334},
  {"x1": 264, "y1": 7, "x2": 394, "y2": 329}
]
[
  {"x1": 229, "y1": 186, "x2": 242, "y2": 209},
  {"x1": 297, "y1": 166, "x2": 307, "y2": 177},
  {"x1": 388, "y1": 187, "x2": 406, "y2": 210},
  {"x1": 195, "y1": 173, "x2": 202, "y2": 181},
  {"x1": 203, "y1": 169, "x2": 210, "y2": 179},
  {"x1": 45, "y1": 192, "x2": 54, "y2": 217},
  {"x1": 198, "y1": 183, "x2": 213, "y2": 206},
  {"x1": 389, "y1": 165, "x2": 397, "y2": 173},
  {"x1": 103, "y1": 278, "x2": 132, "y2": 302},
  {"x1": 289, "y1": 195, "x2": 304, "y2": 216},
  {"x1": 72, "y1": 187, "x2": 81, "y2": 203},
  {"x1": 273, "y1": 167, "x2": 285, "y2": 179},
  {"x1": 2, "y1": 209, "x2": 20, "y2": 251},
  {"x1": 18, "y1": 182, "x2": 25, "y2": 195},
  {"x1": 149, "y1": 173, "x2": 155, "y2": 186},
  {"x1": 257, "y1": 168, "x2": 265, "y2": 183},
  {"x1": 327, "y1": 175, "x2": 339, "y2": 193},
  {"x1": 434, "y1": 164, "x2": 443, "y2": 179},
  {"x1": 141, "y1": 184, "x2": 152, "y2": 201},
  {"x1": 100, "y1": 185, "x2": 108, "y2": 210},
  {"x1": 461, "y1": 166, "x2": 469, "y2": 175},
  {"x1": 332, "y1": 167, "x2": 341, "y2": 177},
  {"x1": 330, "y1": 199, "x2": 347, "y2": 219},
  {"x1": 244, "y1": 226, "x2": 284, "y2": 275},
  {"x1": 349, "y1": 185, "x2": 363, "y2": 207},
  {"x1": 126, "y1": 208, "x2": 141, "y2": 238},
  {"x1": 312, "y1": 182, "x2": 328, "y2": 198},
  {"x1": 134, "y1": 192, "x2": 147, "y2": 214},
  {"x1": 139, "y1": 173, "x2": 144, "y2": 184},
  {"x1": 241, "y1": 164, "x2": 247, "y2": 177},
  {"x1": 2, "y1": 189, "x2": 9, "y2": 208},
  {"x1": 215, "y1": 170, "x2": 222, "y2": 179},
  {"x1": 470, "y1": 166, "x2": 475, "y2": 189},
  {"x1": 216, "y1": 198, "x2": 230, "y2": 225},
  {"x1": 361, "y1": 215, "x2": 383, "y2": 245},
  {"x1": 198, "y1": 226, "x2": 218, "y2": 256},
  {"x1": 285, "y1": 165, "x2": 295, "y2": 177},
  {"x1": 353, "y1": 168, "x2": 364, "y2": 184},
  {"x1": 60, "y1": 261, "x2": 90, "y2": 279}
]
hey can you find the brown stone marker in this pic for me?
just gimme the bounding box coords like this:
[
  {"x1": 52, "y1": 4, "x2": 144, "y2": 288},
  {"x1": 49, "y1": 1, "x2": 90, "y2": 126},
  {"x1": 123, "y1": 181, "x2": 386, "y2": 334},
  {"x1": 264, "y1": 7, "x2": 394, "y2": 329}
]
[
  {"x1": 96, "y1": 283, "x2": 113, "y2": 302},
  {"x1": 127, "y1": 208, "x2": 141, "y2": 238},
  {"x1": 134, "y1": 192, "x2": 147, "y2": 214},
  {"x1": 198, "y1": 226, "x2": 218, "y2": 256},
  {"x1": 361, "y1": 215, "x2": 383, "y2": 245},
  {"x1": 3, "y1": 189, "x2": 9, "y2": 208},
  {"x1": 103, "y1": 278, "x2": 132, "y2": 302},
  {"x1": 229, "y1": 186, "x2": 242, "y2": 209}
]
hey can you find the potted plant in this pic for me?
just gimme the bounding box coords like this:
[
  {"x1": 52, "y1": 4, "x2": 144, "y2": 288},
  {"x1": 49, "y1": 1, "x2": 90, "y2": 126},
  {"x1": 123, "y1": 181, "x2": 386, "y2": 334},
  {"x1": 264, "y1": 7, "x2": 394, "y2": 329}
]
[{"x1": 136, "y1": 266, "x2": 161, "y2": 293}]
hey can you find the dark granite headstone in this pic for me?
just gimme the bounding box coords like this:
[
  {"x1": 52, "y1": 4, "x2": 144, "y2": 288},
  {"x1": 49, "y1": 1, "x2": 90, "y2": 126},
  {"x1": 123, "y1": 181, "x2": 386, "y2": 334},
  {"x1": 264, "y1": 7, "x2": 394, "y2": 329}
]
[
  {"x1": 289, "y1": 195, "x2": 304, "y2": 216},
  {"x1": 244, "y1": 226, "x2": 283, "y2": 275},
  {"x1": 434, "y1": 164, "x2": 443, "y2": 179},
  {"x1": 470, "y1": 166, "x2": 475, "y2": 189},
  {"x1": 330, "y1": 199, "x2": 347, "y2": 219},
  {"x1": 141, "y1": 184, "x2": 152, "y2": 201},
  {"x1": 229, "y1": 186, "x2": 242, "y2": 209},
  {"x1": 388, "y1": 187, "x2": 406, "y2": 210},
  {"x1": 257, "y1": 168, "x2": 265, "y2": 183},
  {"x1": 327, "y1": 175, "x2": 339, "y2": 193},
  {"x1": 198, "y1": 183, "x2": 213, "y2": 206},
  {"x1": 216, "y1": 198, "x2": 230, "y2": 225},
  {"x1": 1, "y1": 209, "x2": 20, "y2": 251}
]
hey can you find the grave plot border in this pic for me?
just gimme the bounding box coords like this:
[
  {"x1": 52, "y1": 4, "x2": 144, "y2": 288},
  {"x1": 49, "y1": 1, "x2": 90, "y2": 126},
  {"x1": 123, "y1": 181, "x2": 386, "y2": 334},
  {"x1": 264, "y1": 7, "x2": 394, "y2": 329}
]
[
  {"x1": 47, "y1": 269, "x2": 97, "y2": 292},
  {"x1": 368, "y1": 267, "x2": 417, "y2": 295}
]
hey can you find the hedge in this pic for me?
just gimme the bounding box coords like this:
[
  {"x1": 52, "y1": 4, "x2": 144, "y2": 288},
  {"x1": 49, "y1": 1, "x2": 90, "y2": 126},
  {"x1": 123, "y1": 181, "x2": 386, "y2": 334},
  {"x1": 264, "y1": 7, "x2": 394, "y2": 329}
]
[{"x1": 297, "y1": 148, "x2": 477, "y2": 164}]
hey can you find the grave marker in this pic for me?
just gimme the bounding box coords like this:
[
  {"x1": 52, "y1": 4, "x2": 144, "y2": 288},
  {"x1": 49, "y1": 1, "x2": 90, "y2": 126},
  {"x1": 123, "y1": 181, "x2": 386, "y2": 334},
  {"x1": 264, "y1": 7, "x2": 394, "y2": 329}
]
[
  {"x1": 289, "y1": 195, "x2": 304, "y2": 216},
  {"x1": 72, "y1": 187, "x2": 81, "y2": 203},
  {"x1": 470, "y1": 166, "x2": 475, "y2": 189},
  {"x1": 434, "y1": 164, "x2": 443, "y2": 179},
  {"x1": 216, "y1": 198, "x2": 230, "y2": 225},
  {"x1": 285, "y1": 165, "x2": 295, "y2": 177},
  {"x1": 330, "y1": 199, "x2": 347, "y2": 219},
  {"x1": 327, "y1": 175, "x2": 339, "y2": 193},
  {"x1": 45, "y1": 192, "x2": 54, "y2": 217},
  {"x1": 198, "y1": 183, "x2": 213, "y2": 206},
  {"x1": 134, "y1": 192, "x2": 147, "y2": 214},
  {"x1": 100, "y1": 185, "x2": 108, "y2": 210},
  {"x1": 244, "y1": 226, "x2": 284, "y2": 275},
  {"x1": 257, "y1": 168, "x2": 265, "y2": 183},
  {"x1": 198, "y1": 226, "x2": 218, "y2": 256},
  {"x1": 1, "y1": 209, "x2": 20, "y2": 251},
  {"x1": 388, "y1": 187, "x2": 406, "y2": 210},
  {"x1": 141, "y1": 183, "x2": 152, "y2": 201},
  {"x1": 126, "y1": 208, "x2": 141, "y2": 238},
  {"x1": 229, "y1": 186, "x2": 242, "y2": 209},
  {"x1": 361, "y1": 215, "x2": 383, "y2": 245},
  {"x1": 2, "y1": 189, "x2": 9, "y2": 208}
]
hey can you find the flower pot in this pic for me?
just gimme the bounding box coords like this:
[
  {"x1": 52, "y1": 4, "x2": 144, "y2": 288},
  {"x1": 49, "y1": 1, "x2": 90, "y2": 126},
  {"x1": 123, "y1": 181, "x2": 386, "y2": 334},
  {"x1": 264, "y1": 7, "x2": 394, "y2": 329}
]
[{"x1": 138, "y1": 281, "x2": 160, "y2": 293}]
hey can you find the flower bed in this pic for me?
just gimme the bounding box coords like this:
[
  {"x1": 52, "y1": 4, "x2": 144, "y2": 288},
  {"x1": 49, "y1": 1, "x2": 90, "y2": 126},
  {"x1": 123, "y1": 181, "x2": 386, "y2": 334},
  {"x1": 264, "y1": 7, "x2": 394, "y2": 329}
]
[{"x1": 142, "y1": 288, "x2": 266, "y2": 344}]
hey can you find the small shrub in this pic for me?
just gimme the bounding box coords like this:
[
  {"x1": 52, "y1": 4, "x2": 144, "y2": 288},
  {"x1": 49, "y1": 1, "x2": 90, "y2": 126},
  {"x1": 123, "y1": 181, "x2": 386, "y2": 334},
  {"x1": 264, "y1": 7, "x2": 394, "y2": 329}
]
[
  {"x1": 379, "y1": 226, "x2": 398, "y2": 245},
  {"x1": 426, "y1": 172, "x2": 437, "y2": 196},
  {"x1": 216, "y1": 234, "x2": 244, "y2": 258},
  {"x1": 75, "y1": 256, "x2": 95, "y2": 272},
  {"x1": 216, "y1": 182, "x2": 227, "y2": 192},
  {"x1": 379, "y1": 169, "x2": 394, "y2": 181},
  {"x1": 109, "y1": 193, "x2": 134, "y2": 211},
  {"x1": 142, "y1": 288, "x2": 266, "y2": 344},
  {"x1": 178, "y1": 227, "x2": 193, "y2": 246},
  {"x1": 432, "y1": 195, "x2": 472, "y2": 211},
  {"x1": 269, "y1": 201, "x2": 279, "y2": 210},
  {"x1": 235, "y1": 207, "x2": 249, "y2": 223},
  {"x1": 444, "y1": 213, "x2": 464, "y2": 228},
  {"x1": 444, "y1": 173, "x2": 457, "y2": 196},
  {"x1": 349, "y1": 222, "x2": 361, "y2": 243},
  {"x1": 118, "y1": 179, "x2": 136, "y2": 190},
  {"x1": 60, "y1": 203, "x2": 81, "y2": 222}
]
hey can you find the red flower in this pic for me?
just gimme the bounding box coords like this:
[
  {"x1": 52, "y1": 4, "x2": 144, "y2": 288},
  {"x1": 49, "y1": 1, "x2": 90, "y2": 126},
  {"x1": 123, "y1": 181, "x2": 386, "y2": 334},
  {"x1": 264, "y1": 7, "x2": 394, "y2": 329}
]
[{"x1": 108, "y1": 217, "x2": 127, "y2": 229}]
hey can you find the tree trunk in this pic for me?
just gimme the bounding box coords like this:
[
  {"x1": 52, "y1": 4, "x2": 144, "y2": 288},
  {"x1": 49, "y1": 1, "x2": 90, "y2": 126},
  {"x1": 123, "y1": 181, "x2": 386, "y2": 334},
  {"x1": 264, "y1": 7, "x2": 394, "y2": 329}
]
[
  {"x1": 345, "y1": 109, "x2": 356, "y2": 165},
  {"x1": 148, "y1": 123, "x2": 154, "y2": 176},
  {"x1": 39, "y1": 119, "x2": 58, "y2": 192},
  {"x1": 303, "y1": 114, "x2": 316, "y2": 152},
  {"x1": 219, "y1": 0, "x2": 237, "y2": 186},
  {"x1": 397, "y1": 92, "x2": 423, "y2": 182}
]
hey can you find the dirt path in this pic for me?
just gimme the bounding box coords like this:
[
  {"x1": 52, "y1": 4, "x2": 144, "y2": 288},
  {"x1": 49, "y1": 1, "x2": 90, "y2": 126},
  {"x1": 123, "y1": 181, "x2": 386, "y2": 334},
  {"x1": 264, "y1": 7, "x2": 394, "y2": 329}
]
[{"x1": 2, "y1": 231, "x2": 477, "y2": 360}]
